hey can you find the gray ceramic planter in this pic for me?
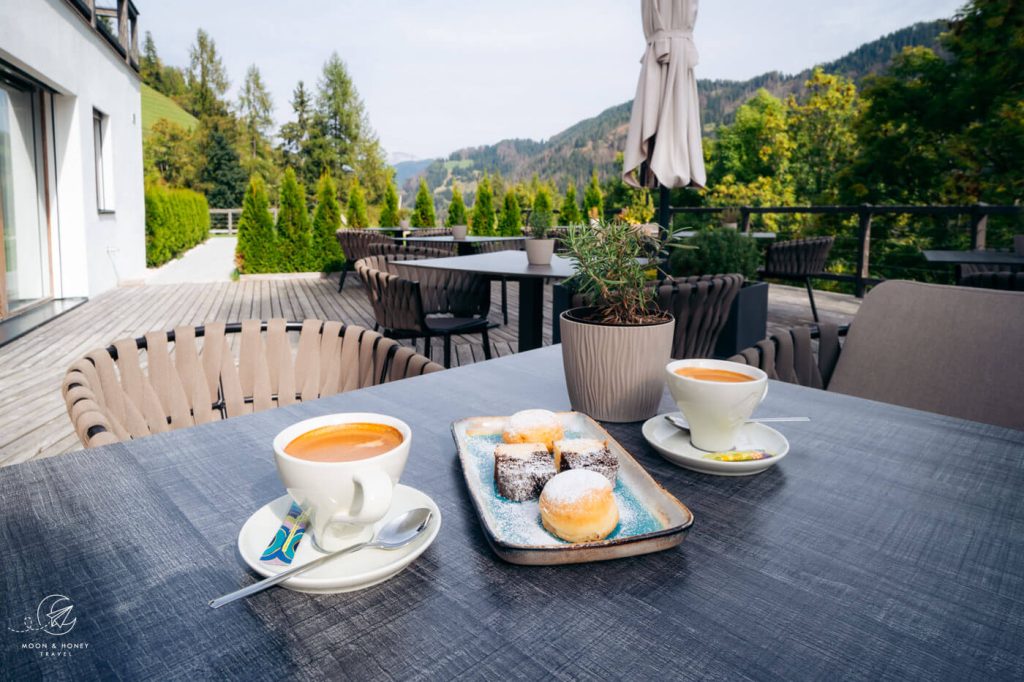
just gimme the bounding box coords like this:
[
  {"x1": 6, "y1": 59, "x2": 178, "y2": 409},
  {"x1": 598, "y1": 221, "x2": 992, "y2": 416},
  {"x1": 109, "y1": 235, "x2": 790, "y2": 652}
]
[{"x1": 559, "y1": 309, "x2": 674, "y2": 423}]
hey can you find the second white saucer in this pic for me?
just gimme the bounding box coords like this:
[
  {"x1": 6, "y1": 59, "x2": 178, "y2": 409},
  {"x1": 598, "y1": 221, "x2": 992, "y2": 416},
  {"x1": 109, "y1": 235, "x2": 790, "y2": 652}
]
[{"x1": 641, "y1": 412, "x2": 790, "y2": 476}]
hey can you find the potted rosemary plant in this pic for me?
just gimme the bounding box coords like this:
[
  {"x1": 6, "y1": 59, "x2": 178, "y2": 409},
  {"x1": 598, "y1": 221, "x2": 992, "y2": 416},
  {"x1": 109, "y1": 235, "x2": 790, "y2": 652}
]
[
  {"x1": 559, "y1": 222, "x2": 674, "y2": 422},
  {"x1": 719, "y1": 207, "x2": 741, "y2": 229}
]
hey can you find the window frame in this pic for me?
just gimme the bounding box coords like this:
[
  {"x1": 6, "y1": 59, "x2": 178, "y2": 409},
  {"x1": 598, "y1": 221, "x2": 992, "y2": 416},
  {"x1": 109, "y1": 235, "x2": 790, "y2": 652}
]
[{"x1": 93, "y1": 107, "x2": 114, "y2": 214}]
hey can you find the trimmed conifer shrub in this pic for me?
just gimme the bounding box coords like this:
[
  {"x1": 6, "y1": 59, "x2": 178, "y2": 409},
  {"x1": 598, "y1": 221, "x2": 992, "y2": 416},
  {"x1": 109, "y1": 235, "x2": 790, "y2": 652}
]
[
  {"x1": 583, "y1": 170, "x2": 604, "y2": 221},
  {"x1": 234, "y1": 175, "x2": 278, "y2": 273},
  {"x1": 380, "y1": 175, "x2": 400, "y2": 227},
  {"x1": 470, "y1": 175, "x2": 496, "y2": 235},
  {"x1": 529, "y1": 186, "x2": 553, "y2": 231},
  {"x1": 446, "y1": 184, "x2": 468, "y2": 227},
  {"x1": 411, "y1": 178, "x2": 436, "y2": 227},
  {"x1": 498, "y1": 192, "x2": 521, "y2": 236},
  {"x1": 346, "y1": 178, "x2": 369, "y2": 228},
  {"x1": 561, "y1": 182, "x2": 582, "y2": 225},
  {"x1": 276, "y1": 167, "x2": 312, "y2": 270},
  {"x1": 145, "y1": 181, "x2": 210, "y2": 267},
  {"x1": 312, "y1": 170, "x2": 345, "y2": 272}
]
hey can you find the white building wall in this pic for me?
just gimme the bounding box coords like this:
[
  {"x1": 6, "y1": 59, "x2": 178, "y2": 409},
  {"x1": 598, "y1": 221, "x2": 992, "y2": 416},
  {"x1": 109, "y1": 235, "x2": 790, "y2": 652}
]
[{"x1": 0, "y1": 0, "x2": 144, "y2": 299}]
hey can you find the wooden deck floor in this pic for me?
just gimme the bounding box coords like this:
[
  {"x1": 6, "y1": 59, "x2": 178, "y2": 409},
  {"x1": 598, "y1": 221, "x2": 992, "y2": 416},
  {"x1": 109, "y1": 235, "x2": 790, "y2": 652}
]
[{"x1": 0, "y1": 275, "x2": 857, "y2": 466}]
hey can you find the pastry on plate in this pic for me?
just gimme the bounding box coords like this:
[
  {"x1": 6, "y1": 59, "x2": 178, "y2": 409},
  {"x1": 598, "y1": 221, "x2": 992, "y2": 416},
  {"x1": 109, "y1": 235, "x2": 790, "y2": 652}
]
[
  {"x1": 539, "y1": 469, "x2": 619, "y2": 543},
  {"x1": 553, "y1": 438, "x2": 618, "y2": 485},
  {"x1": 502, "y1": 409, "x2": 564, "y2": 452},
  {"x1": 493, "y1": 442, "x2": 557, "y2": 502}
]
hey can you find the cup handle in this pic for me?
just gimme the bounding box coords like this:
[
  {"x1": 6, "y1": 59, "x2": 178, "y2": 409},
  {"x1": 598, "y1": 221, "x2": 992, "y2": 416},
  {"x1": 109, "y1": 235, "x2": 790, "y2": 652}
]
[{"x1": 332, "y1": 469, "x2": 393, "y2": 525}]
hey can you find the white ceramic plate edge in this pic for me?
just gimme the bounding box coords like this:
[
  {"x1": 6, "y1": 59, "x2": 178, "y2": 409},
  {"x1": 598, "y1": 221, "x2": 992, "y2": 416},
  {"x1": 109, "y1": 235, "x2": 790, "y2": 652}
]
[{"x1": 641, "y1": 412, "x2": 789, "y2": 476}]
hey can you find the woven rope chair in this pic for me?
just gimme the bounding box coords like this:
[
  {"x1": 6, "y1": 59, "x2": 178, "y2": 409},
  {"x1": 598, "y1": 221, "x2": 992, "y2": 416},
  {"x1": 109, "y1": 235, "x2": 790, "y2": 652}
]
[
  {"x1": 411, "y1": 227, "x2": 452, "y2": 237},
  {"x1": 336, "y1": 230, "x2": 392, "y2": 292},
  {"x1": 959, "y1": 270, "x2": 1024, "y2": 291},
  {"x1": 62, "y1": 320, "x2": 442, "y2": 449},
  {"x1": 729, "y1": 280, "x2": 1024, "y2": 430},
  {"x1": 759, "y1": 236, "x2": 835, "y2": 322},
  {"x1": 468, "y1": 237, "x2": 520, "y2": 325},
  {"x1": 368, "y1": 243, "x2": 456, "y2": 259},
  {"x1": 568, "y1": 274, "x2": 744, "y2": 359},
  {"x1": 355, "y1": 257, "x2": 492, "y2": 368}
]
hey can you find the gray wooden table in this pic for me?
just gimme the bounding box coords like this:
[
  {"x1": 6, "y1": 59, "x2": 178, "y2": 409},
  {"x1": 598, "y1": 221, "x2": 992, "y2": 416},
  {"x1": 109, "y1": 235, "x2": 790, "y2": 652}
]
[
  {"x1": 923, "y1": 249, "x2": 1024, "y2": 266},
  {"x1": 2, "y1": 346, "x2": 1022, "y2": 680},
  {"x1": 401, "y1": 252, "x2": 575, "y2": 351}
]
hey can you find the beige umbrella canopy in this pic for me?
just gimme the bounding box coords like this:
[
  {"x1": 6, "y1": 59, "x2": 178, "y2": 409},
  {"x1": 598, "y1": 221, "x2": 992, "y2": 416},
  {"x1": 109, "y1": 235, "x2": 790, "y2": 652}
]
[{"x1": 622, "y1": 0, "x2": 706, "y2": 190}]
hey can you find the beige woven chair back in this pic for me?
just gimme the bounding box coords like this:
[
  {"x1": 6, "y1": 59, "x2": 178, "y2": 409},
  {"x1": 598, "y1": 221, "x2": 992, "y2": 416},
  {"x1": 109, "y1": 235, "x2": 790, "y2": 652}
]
[
  {"x1": 654, "y1": 274, "x2": 745, "y2": 359},
  {"x1": 62, "y1": 320, "x2": 442, "y2": 448},
  {"x1": 763, "y1": 236, "x2": 834, "y2": 277},
  {"x1": 336, "y1": 229, "x2": 391, "y2": 262},
  {"x1": 368, "y1": 243, "x2": 456, "y2": 259},
  {"x1": 828, "y1": 280, "x2": 1024, "y2": 429},
  {"x1": 729, "y1": 323, "x2": 844, "y2": 390}
]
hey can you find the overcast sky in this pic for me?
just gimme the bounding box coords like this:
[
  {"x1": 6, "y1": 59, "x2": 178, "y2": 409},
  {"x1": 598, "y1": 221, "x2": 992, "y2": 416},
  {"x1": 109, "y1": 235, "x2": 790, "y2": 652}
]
[{"x1": 136, "y1": 0, "x2": 963, "y2": 161}]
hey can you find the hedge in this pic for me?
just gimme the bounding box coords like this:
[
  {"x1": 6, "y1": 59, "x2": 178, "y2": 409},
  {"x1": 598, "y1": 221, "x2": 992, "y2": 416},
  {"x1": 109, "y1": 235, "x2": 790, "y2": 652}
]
[{"x1": 145, "y1": 183, "x2": 210, "y2": 267}]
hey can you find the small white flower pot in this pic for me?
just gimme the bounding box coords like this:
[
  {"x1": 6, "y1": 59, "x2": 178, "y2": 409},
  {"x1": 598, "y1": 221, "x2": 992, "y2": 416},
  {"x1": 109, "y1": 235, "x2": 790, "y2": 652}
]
[
  {"x1": 452, "y1": 225, "x2": 468, "y2": 241},
  {"x1": 525, "y1": 238, "x2": 555, "y2": 265}
]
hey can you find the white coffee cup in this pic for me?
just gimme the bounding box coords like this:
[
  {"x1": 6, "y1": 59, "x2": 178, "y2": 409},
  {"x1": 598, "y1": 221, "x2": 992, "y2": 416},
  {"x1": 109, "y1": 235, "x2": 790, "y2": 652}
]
[
  {"x1": 273, "y1": 413, "x2": 410, "y2": 552},
  {"x1": 665, "y1": 359, "x2": 768, "y2": 452}
]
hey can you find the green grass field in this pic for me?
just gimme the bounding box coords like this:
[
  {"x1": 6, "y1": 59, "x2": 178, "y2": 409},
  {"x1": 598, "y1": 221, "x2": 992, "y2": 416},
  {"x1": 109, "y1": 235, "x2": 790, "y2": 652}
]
[{"x1": 141, "y1": 83, "x2": 198, "y2": 137}]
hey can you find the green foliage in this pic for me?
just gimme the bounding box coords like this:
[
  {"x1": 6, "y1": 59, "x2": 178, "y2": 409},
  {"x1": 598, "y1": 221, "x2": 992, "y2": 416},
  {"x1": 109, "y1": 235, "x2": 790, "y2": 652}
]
[
  {"x1": 312, "y1": 171, "x2": 345, "y2": 272},
  {"x1": 561, "y1": 182, "x2": 581, "y2": 224},
  {"x1": 710, "y1": 89, "x2": 793, "y2": 184},
  {"x1": 235, "y1": 175, "x2": 278, "y2": 273},
  {"x1": 276, "y1": 168, "x2": 313, "y2": 270},
  {"x1": 470, "y1": 175, "x2": 496, "y2": 235},
  {"x1": 346, "y1": 178, "x2": 369, "y2": 228},
  {"x1": 528, "y1": 186, "x2": 553, "y2": 237},
  {"x1": 196, "y1": 122, "x2": 247, "y2": 208},
  {"x1": 411, "y1": 178, "x2": 436, "y2": 227},
  {"x1": 237, "y1": 64, "x2": 275, "y2": 177},
  {"x1": 562, "y1": 222, "x2": 665, "y2": 325},
  {"x1": 620, "y1": 188, "x2": 655, "y2": 225},
  {"x1": 144, "y1": 119, "x2": 197, "y2": 188},
  {"x1": 667, "y1": 229, "x2": 762, "y2": 281},
  {"x1": 186, "y1": 29, "x2": 230, "y2": 118},
  {"x1": 498, "y1": 192, "x2": 522, "y2": 236},
  {"x1": 141, "y1": 84, "x2": 197, "y2": 137},
  {"x1": 380, "y1": 175, "x2": 401, "y2": 227},
  {"x1": 446, "y1": 184, "x2": 468, "y2": 226},
  {"x1": 145, "y1": 182, "x2": 210, "y2": 267},
  {"x1": 583, "y1": 170, "x2": 604, "y2": 221}
]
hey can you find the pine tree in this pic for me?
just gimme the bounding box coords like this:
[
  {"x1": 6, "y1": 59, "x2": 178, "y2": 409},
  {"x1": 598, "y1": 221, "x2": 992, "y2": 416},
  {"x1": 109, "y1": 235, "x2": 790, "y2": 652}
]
[
  {"x1": 411, "y1": 178, "x2": 436, "y2": 227},
  {"x1": 583, "y1": 170, "x2": 604, "y2": 221},
  {"x1": 186, "y1": 28, "x2": 229, "y2": 118},
  {"x1": 140, "y1": 32, "x2": 162, "y2": 89},
  {"x1": 498, "y1": 192, "x2": 522, "y2": 236},
  {"x1": 529, "y1": 186, "x2": 554, "y2": 234},
  {"x1": 470, "y1": 175, "x2": 496, "y2": 235},
  {"x1": 346, "y1": 178, "x2": 369, "y2": 228},
  {"x1": 380, "y1": 174, "x2": 400, "y2": 227},
  {"x1": 561, "y1": 182, "x2": 582, "y2": 225},
  {"x1": 446, "y1": 185, "x2": 468, "y2": 227},
  {"x1": 237, "y1": 65, "x2": 274, "y2": 173},
  {"x1": 276, "y1": 167, "x2": 312, "y2": 270},
  {"x1": 235, "y1": 175, "x2": 277, "y2": 273},
  {"x1": 197, "y1": 123, "x2": 246, "y2": 208},
  {"x1": 311, "y1": 170, "x2": 344, "y2": 272}
]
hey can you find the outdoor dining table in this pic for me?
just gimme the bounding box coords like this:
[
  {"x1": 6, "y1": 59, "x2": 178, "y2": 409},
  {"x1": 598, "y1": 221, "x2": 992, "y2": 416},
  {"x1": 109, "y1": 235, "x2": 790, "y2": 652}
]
[
  {"x1": 400, "y1": 235, "x2": 528, "y2": 256},
  {"x1": 922, "y1": 249, "x2": 1024, "y2": 267},
  {"x1": 400, "y1": 250, "x2": 574, "y2": 351},
  {"x1": 2, "y1": 346, "x2": 1022, "y2": 679}
]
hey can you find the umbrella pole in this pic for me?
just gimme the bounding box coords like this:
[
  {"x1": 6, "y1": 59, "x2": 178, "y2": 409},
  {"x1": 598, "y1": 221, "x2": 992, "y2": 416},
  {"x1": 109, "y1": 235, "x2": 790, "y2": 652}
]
[{"x1": 657, "y1": 185, "x2": 671, "y2": 238}]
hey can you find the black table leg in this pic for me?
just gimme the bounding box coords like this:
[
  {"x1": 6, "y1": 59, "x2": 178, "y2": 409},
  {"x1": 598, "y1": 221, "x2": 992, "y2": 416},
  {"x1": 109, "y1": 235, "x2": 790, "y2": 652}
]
[
  {"x1": 518, "y1": 278, "x2": 544, "y2": 351},
  {"x1": 456, "y1": 241, "x2": 474, "y2": 256}
]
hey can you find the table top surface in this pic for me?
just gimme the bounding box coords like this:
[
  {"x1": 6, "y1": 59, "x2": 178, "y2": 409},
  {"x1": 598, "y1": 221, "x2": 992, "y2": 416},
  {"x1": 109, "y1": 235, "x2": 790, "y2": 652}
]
[
  {"x1": 3, "y1": 347, "x2": 1022, "y2": 680},
  {"x1": 401, "y1": 235, "x2": 528, "y2": 243},
  {"x1": 922, "y1": 249, "x2": 1024, "y2": 265},
  {"x1": 398, "y1": 250, "x2": 577, "y2": 279}
]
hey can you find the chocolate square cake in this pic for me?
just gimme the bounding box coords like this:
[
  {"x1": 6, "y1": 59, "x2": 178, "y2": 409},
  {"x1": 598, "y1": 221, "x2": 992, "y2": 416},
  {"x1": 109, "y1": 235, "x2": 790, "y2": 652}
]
[
  {"x1": 553, "y1": 438, "x2": 618, "y2": 485},
  {"x1": 493, "y1": 443, "x2": 557, "y2": 502}
]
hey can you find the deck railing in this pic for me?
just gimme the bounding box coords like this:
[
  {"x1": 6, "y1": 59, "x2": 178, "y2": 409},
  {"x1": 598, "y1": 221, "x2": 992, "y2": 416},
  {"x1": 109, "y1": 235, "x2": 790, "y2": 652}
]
[
  {"x1": 210, "y1": 207, "x2": 279, "y2": 235},
  {"x1": 657, "y1": 199, "x2": 1023, "y2": 297}
]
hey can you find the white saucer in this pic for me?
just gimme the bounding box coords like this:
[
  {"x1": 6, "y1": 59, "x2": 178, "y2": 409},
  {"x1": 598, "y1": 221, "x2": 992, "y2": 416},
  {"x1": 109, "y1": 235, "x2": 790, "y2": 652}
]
[
  {"x1": 237, "y1": 484, "x2": 441, "y2": 594},
  {"x1": 641, "y1": 412, "x2": 790, "y2": 476}
]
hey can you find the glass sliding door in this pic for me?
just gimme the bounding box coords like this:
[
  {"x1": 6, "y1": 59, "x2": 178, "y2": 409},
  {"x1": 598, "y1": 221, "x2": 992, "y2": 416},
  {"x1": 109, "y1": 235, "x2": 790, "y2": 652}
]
[{"x1": 0, "y1": 79, "x2": 50, "y2": 318}]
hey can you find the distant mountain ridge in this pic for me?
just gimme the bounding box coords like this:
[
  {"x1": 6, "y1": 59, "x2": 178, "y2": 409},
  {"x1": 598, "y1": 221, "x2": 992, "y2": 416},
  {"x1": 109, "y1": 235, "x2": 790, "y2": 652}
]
[{"x1": 402, "y1": 20, "x2": 945, "y2": 202}]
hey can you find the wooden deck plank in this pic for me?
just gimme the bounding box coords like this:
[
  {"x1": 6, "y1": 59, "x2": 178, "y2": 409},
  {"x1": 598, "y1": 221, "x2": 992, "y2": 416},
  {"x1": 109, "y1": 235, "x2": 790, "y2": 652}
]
[{"x1": 0, "y1": 278, "x2": 856, "y2": 465}]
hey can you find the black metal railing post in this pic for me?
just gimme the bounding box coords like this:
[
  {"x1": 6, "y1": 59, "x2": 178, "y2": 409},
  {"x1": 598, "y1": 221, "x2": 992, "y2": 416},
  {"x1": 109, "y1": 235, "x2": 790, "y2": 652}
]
[
  {"x1": 740, "y1": 207, "x2": 752, "y2": 234},
  {"x1": 658, "y1": 186, "x2": 671, "y2": 237},
  {"x1": 970, "y1": 203, "x2": 988, "y2": 251}
]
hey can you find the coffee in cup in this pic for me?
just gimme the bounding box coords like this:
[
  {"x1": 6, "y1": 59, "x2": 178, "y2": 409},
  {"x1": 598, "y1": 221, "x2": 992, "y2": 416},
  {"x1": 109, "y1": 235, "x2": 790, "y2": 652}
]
[
  {"x1": 273, "y1": 413, "x2": 410, "y2": 552},
  {"x1": 665, "y1": 360, "x2": 768, "y2": 452}
]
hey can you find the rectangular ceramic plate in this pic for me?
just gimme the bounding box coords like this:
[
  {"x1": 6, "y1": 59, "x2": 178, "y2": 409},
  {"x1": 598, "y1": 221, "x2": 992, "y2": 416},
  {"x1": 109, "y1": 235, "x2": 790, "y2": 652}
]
[{"x1": 452, "y1": 412, "x2": 694, "y2": 565}]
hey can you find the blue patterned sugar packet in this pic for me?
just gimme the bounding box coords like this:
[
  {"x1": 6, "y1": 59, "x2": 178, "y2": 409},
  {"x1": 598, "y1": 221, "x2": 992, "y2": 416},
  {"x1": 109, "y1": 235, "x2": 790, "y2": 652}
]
[{"x1": 261, "y1": 502, "x2": 308, "y2": 566}]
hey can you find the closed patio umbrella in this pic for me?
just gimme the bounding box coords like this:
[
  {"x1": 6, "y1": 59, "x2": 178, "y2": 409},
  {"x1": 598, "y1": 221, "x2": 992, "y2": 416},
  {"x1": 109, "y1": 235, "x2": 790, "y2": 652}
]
[{"x1": 622, "y1": 0, "x2": 706, "y2": 190}]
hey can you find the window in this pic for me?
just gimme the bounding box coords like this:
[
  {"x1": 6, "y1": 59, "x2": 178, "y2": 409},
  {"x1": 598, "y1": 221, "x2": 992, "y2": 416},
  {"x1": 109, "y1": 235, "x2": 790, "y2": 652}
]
[{"x1": 93, "y1": 108, "x2": 113, "y2": 212}]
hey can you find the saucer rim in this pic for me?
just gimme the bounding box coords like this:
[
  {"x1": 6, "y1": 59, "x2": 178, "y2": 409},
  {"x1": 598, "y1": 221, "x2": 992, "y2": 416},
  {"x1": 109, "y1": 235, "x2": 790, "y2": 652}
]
[
  {"x1": 641, "y1": 411, "x2": 790, "y2": 475},
  {"x1": 236, "y1": 483, "x2": 441, "y2": 591}
]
